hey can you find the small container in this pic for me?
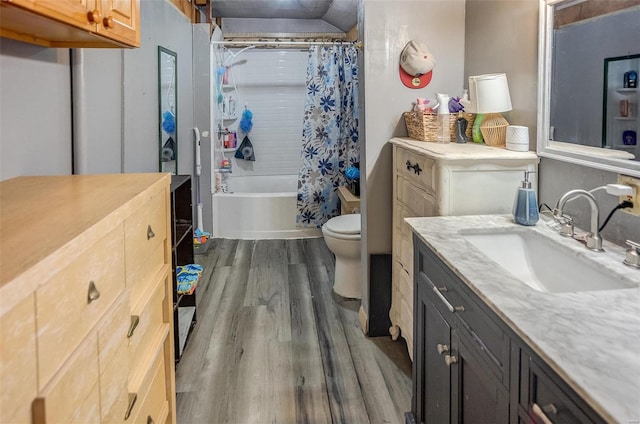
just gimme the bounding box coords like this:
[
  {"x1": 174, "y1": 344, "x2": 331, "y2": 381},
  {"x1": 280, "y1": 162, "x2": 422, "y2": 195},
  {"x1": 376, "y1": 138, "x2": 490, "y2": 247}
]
[
  {"x1": 620, "y1": 99, "x2": 630, "y2": 117},
  {"x1": 624, "y1": 70, "x2": 637, "y2": 89},
  {"x1": 512, "y1": 171, "x2": 539, "y2": 226},
  {"x1": 623, "y1": 130, "x2": 637, "y2": 146}
]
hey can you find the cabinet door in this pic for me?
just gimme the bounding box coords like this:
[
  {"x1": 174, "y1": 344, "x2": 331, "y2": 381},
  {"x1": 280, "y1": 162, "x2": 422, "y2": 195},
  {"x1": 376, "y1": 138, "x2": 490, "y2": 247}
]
[
  {"x1": 6, "y1": 0, "x2": 97, "y2": 30},
  {"x1": 414, "y1": 276, "x2": 451, "y2": 424},
  {"x1": 451, "y1": 330, "x2": 510, "y2": 424},
  {"x1": 97, "y1": 0, "x2": 139, "y2": 46}
]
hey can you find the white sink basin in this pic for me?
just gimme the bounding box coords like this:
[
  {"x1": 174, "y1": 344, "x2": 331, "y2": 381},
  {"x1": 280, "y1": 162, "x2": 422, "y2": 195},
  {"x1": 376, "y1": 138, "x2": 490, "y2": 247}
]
[{"x1": 461, "y1": 230, "x2": 638, "y2": 293}]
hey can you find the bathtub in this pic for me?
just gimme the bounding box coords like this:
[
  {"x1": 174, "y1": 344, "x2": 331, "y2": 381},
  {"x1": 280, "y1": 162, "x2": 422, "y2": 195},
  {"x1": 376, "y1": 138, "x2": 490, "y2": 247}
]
[{"x1": 212, "y1": 174, "x2": 322, "y2": 239}]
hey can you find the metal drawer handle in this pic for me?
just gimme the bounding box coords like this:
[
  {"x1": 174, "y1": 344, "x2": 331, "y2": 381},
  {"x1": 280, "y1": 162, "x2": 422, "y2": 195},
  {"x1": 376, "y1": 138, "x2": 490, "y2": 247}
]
[
  {"x1": 147, "y1": 225, "x2": 155, "y2": 240},
  {"x1": 87, "y1": 281, "x2": 101, "y2": 304},
  {"x1": 124, "y1": 393, "x2": 137, "y2": 420},
  {"x1": 437, "y1": 343, "x2": 449, "y2": 355},
  {"x1": 432, "y1": 286, "x2": 465, "y2": 313},
  {"x1": 412, "y1": 163, "x2": 422, "y2": 175},
  {"x1": 532, "y1": 403, "x2": 556, "y2": 424},
  {"x1": 406, "y1": 160, "x2": 413, "y2": 170},
  {"x1": 444, "y1": 354, "x2": 458, "y2": 366},
  {"x1": 147, "y1": 416, "x2": 154, "y2": 424},
  {"x1": 127, "y1": 315, "x2": 140, "y2": 338}
]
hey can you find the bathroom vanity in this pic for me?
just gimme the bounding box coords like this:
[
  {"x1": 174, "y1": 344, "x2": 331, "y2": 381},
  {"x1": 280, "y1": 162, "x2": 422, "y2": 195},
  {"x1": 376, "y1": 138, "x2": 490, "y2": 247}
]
[
  {"x1": 406, "y1": 215, "x2": 639, "y2": 423},
  {"x1": 390, "y1": 138, "x2": 539, "y2": 359}
]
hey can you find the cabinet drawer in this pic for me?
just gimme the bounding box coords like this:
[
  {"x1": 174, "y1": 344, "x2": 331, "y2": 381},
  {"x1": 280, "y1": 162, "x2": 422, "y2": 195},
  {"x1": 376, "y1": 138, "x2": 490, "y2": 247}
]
[
  {"x1": 36, "y1": 224, "x2": 125, "y2": 388},
  {"x1": 100, "y1": 339, "x2": 130, "y2": 424},
  {"x1": 418, "y1": 245, "x2": 510, "y2": 382},
  {"x1": 523, "y1": 360, "x2": 595, "y2": 424},
  {"x1": 127, "y1": 328, "x2": 169, "y2": 423},
  {"x1": 397, "y1": 176, "x2": 437, "y2": 217},
  {"x1": 125, "y1": 189, "x2": 167, "y2": 307},
  {"x1": 130, "y1": 350, "x2": 169, "y2": 424},
  {"x1": 32, "y1": 332, "x2": 100, "y2": 424},
  {"x1": 395, "y1": 147, "x2": 436, "y2": 193},
  {"x1": 128, "y1": 272, "x2": 166, "y2": 380},
  {"x1": 98, "y1": 292, "x2": 131, "y2": 373},
  {"x1": 0, "y1": 294, "x2": 38, "y2": 424}
]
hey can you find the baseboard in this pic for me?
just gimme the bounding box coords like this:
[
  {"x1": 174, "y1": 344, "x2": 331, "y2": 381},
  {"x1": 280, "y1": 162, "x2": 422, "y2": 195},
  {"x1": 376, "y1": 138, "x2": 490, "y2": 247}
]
[{"x1": 358, "y1": 305, "x2": 368, "y2": 334}]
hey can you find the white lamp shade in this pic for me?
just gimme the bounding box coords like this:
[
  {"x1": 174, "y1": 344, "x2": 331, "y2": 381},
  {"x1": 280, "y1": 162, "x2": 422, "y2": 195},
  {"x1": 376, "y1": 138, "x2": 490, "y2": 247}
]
[{"x1": 467, "y1": 73, "x2": 512, "y2": 114}]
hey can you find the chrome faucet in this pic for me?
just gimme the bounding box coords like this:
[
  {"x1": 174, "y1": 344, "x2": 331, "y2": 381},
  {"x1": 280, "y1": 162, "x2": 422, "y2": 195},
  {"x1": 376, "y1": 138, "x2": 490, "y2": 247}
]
[{"x1": 553, "y1": 189, "x2": 604, "y2": 252}]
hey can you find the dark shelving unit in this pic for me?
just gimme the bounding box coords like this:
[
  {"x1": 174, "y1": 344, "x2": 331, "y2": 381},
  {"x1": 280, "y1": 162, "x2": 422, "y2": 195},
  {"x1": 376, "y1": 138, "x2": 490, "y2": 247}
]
[{"x1": 170, "y1": 175, "x2": 197, "y2": 364}]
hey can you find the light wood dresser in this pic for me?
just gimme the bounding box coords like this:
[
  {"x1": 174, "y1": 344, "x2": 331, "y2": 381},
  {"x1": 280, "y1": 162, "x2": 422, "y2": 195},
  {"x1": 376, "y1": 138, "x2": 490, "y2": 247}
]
[
  {"x1": 0, "y1": 174, "x2": 176, "y2": 424},
  {"x1": 390, "y1": 137, "x2": 539, "y2": 360}
]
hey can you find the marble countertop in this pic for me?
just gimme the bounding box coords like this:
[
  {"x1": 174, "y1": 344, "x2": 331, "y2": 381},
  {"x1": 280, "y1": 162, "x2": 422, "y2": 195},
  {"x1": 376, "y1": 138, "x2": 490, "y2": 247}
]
[{"x1": 405, "y1": 215, "x2": 640, "y2": 423}]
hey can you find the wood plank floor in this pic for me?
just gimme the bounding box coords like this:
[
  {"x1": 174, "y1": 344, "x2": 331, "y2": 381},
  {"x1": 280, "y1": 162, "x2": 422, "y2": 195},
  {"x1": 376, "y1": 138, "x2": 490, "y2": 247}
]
[{"x1": 175, "y1": 238, "x2": 412, "y2": 424}]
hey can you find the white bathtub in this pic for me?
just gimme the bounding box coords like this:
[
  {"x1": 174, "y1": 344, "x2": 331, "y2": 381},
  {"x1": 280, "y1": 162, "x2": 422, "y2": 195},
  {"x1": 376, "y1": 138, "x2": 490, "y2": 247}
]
[{"x1": 212, "y1": 174, "x2": 322, "y2": 239}]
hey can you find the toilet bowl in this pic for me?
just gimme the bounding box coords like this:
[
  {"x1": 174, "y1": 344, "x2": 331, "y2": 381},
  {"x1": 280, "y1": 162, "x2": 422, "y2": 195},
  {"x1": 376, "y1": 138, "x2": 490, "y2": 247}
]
[{"x1": 322, "y1": 214, "x2": 361, "y2": 299}]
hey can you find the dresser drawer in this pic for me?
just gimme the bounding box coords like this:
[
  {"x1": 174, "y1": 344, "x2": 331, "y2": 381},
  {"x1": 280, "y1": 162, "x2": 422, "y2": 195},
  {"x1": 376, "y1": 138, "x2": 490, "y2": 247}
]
[
  {"x1": 128, "y1": 271, "x2": 167, "y2": 380},
  {"x1": 36, "y1": 224, "x2": 125, "y2": 388},
  {"x1": 0, "y1": 294, "x2": 38, "y2": 424},
  {"x1": 397, "y1": 176, "x2": 437, "y2": 217},
  {"x1": 395, "y1": 147, "x2": 436, "y2": 193},
  {"x1": 32, "y1": 332, "x2": 100, "y2": 424},
  {"x1": 98, "y1": 293, "x2": 130, "y2": 373},
  {"x1": 418, "y1": 245, "x2": 510, "y2": 383},
  {"x1": 100, "y1": 339, "x2": 130, "y2": 424},
  {"x1": 127, "y1": 328, "x2": 169, "y2": 423},
  {"x1": 130, "y1": 349, "x2": 169, "y2": 424},
  {"x1": 125, "y1": 189, "x2": 167, "y2": 307}
]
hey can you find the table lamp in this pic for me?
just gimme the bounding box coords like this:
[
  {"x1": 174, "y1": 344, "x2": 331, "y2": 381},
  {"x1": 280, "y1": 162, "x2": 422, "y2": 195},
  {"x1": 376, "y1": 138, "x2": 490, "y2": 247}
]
[{"x1": 468, "y1": 73, "x2": 512, "y2": 146}]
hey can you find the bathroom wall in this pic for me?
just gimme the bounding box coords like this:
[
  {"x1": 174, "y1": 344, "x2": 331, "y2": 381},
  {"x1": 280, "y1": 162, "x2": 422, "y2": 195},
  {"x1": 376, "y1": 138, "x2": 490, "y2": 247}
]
[
  {"x1": 0, "y1": 41, "x2": 72, "y2": 178},
  {"x1": 220, "y1": 49, "x2": 308, "y2": 177},
  {"x1": 361, "y1": 0, "x2": 466, "y2": 319},
  {"x1": 464, "y1": 0, "x2": 640, "y2": 246},
  {"x1": 0, "y1": 0, "x2": 195, "y2": 180}
]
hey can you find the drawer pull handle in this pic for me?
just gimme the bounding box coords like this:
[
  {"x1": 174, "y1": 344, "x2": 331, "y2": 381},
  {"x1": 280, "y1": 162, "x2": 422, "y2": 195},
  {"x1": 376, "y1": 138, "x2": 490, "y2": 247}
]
[
  {"x1": 432, "y1": 286, "x2": 465, "y2": 313},
  {"x1": 412, "y1": 163, "x2": 422, "y2": 175},
  {"x1": 437, "y1": 343, "x2": 449, "y2": 355},
  {"x1": 531, "y1": 403, "x2": 556, "y2": 424},
  {"x1": 444, "y1": 354, "x2": 458, "y2": 366},
  {"x1": 124, "y1": 393, "x2": 137, "y2": 420},
  {"x1": 87, "y1": 9, "x2": 101, "y2": 23},
  {"x1": 147, "y1": 416, "x2": 154, "y2": 424},
  {"x1": 406, "y1": 160, "x2": 412, "y2": 170},
  {"x1": 127, "y1": 315, "x2": 140, "y2": 338},
  {"x1": 147, "y1": 225, "x2": 155, "y2": 240},
  {"x1": 87, "y1": 281, "x2": 101, "y2": 304}
]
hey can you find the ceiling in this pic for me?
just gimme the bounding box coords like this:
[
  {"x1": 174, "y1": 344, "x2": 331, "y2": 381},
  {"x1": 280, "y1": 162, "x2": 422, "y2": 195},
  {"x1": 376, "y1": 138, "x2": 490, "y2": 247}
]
[{"x1": 210, "y1": 0, "x2": 358, "y2": 32}]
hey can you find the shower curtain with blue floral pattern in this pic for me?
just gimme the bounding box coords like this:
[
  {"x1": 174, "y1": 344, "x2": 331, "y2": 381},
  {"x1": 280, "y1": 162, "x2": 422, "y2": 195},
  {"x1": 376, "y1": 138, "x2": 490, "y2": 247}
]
[{"x1": 296, "y1": 45, "x2": 359, "y2": 228}]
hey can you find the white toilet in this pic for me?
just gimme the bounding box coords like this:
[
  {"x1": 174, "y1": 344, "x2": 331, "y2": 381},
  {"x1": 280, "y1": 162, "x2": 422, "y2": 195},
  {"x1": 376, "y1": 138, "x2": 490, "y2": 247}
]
[{"x1": 322, "y1": 213, "x2": 362, "y2": 299}]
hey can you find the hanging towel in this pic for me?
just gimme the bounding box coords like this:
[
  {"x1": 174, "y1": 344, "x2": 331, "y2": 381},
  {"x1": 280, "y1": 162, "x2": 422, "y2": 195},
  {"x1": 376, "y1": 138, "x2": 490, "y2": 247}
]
[{"x1": 235, "y1": 136, "x2": 256, "y2": 161}]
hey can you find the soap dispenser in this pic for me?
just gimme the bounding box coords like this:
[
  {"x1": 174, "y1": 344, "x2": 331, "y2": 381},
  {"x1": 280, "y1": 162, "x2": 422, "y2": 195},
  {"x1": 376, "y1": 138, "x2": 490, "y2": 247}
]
[{"x1": 513, "y1": 171, "x2": 539, "y2": 226}]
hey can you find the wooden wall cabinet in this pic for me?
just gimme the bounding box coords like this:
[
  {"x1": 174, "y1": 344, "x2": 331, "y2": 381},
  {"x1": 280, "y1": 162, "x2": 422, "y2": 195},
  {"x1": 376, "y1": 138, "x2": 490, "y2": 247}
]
[
  {"x1": 410, "y1": 238, "x2": 605, "y2": 424},
  {"x1": 0, "y1": 0, "x2": 140, "y2": 48},
  {"x1": 0, "y1": 174, "x2": 176, "y2": 424}
]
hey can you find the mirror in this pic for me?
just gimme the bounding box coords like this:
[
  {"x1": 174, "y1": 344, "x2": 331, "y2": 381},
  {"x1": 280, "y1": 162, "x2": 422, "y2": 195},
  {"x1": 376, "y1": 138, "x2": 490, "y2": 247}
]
[
  {"x1": 538, "y1": 0, "x2": 640, "y2": 177},
  {"x1": 159, "y1": 46, "x2": 178, "y2": 174}
]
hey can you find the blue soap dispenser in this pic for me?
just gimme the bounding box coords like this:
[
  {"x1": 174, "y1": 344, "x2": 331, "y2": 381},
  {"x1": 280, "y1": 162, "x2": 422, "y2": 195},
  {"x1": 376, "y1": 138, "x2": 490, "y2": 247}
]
[{"x1": 513, "y1": 171, "x2": 539, "y2": 226}]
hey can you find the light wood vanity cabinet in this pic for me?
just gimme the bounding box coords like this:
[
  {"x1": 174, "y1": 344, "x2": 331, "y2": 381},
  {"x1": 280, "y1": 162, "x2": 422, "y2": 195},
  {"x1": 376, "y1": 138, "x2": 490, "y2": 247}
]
[
  {"x1": 0, "y1": 174, "x2": 175, "y2": 424},
  {"x1": 0, "y1": 0, "x2": 140, "y2": 48},
  {"x1": 390, "y1": 137, "x2": 539, "y2": 360}
]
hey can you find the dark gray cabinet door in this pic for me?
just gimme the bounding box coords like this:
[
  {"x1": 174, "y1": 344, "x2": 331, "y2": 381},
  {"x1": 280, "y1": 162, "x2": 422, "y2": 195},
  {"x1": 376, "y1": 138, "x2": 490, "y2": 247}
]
[
  {"x1": 417, "y1": 279, "x2": 452, "y2": 424},
  {"x1": 451, "y1": 330, "x2": 510, "y2": 424}
]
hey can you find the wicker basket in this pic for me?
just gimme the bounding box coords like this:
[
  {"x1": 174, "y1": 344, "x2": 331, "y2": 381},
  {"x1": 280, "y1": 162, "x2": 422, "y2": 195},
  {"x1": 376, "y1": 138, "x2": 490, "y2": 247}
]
[
  {"x1": 479, "y1": 114, "x2": 509, "y2": 146},
  {"x1": 404, "y1": 111, "x2": 457, "y2": 141},
  {"x1": 460, "y1": 112, "x2": 476, "y2": 140},
  {"x1": 404, "y1": 111, "x2": 476, "y2": 142}
]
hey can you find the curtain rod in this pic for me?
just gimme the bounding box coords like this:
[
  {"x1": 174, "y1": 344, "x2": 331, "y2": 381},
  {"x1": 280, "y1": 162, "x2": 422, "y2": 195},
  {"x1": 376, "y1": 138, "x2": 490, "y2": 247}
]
[{"x1": 212, "y1": 40, "x2": 363, "y2": 49}]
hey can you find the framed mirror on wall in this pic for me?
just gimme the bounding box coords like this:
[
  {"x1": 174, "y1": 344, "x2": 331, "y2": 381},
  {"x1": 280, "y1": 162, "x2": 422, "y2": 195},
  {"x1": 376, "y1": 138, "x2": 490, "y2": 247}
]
[
  {"x1": 159, "y1": 46, "x2": 177, "y2": 174},
  {"x1": 538, "y1": 0, "x2": 640, "y2": 177}
]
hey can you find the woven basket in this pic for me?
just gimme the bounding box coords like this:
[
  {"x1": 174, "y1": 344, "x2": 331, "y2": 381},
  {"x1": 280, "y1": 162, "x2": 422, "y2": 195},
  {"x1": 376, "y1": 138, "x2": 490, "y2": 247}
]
[
  {"x1": 460, "y1": 112, "x2": 476, "y2": 139},
  {"x1": 404, "y1": 111, "x2": 457, "y2": 141}
]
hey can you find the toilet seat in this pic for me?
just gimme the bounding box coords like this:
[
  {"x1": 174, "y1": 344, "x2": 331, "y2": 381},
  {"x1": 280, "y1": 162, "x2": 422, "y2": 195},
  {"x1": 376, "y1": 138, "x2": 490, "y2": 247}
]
[{"x1": 323, "y1": 214, "x2": 361, "y2": 240}]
